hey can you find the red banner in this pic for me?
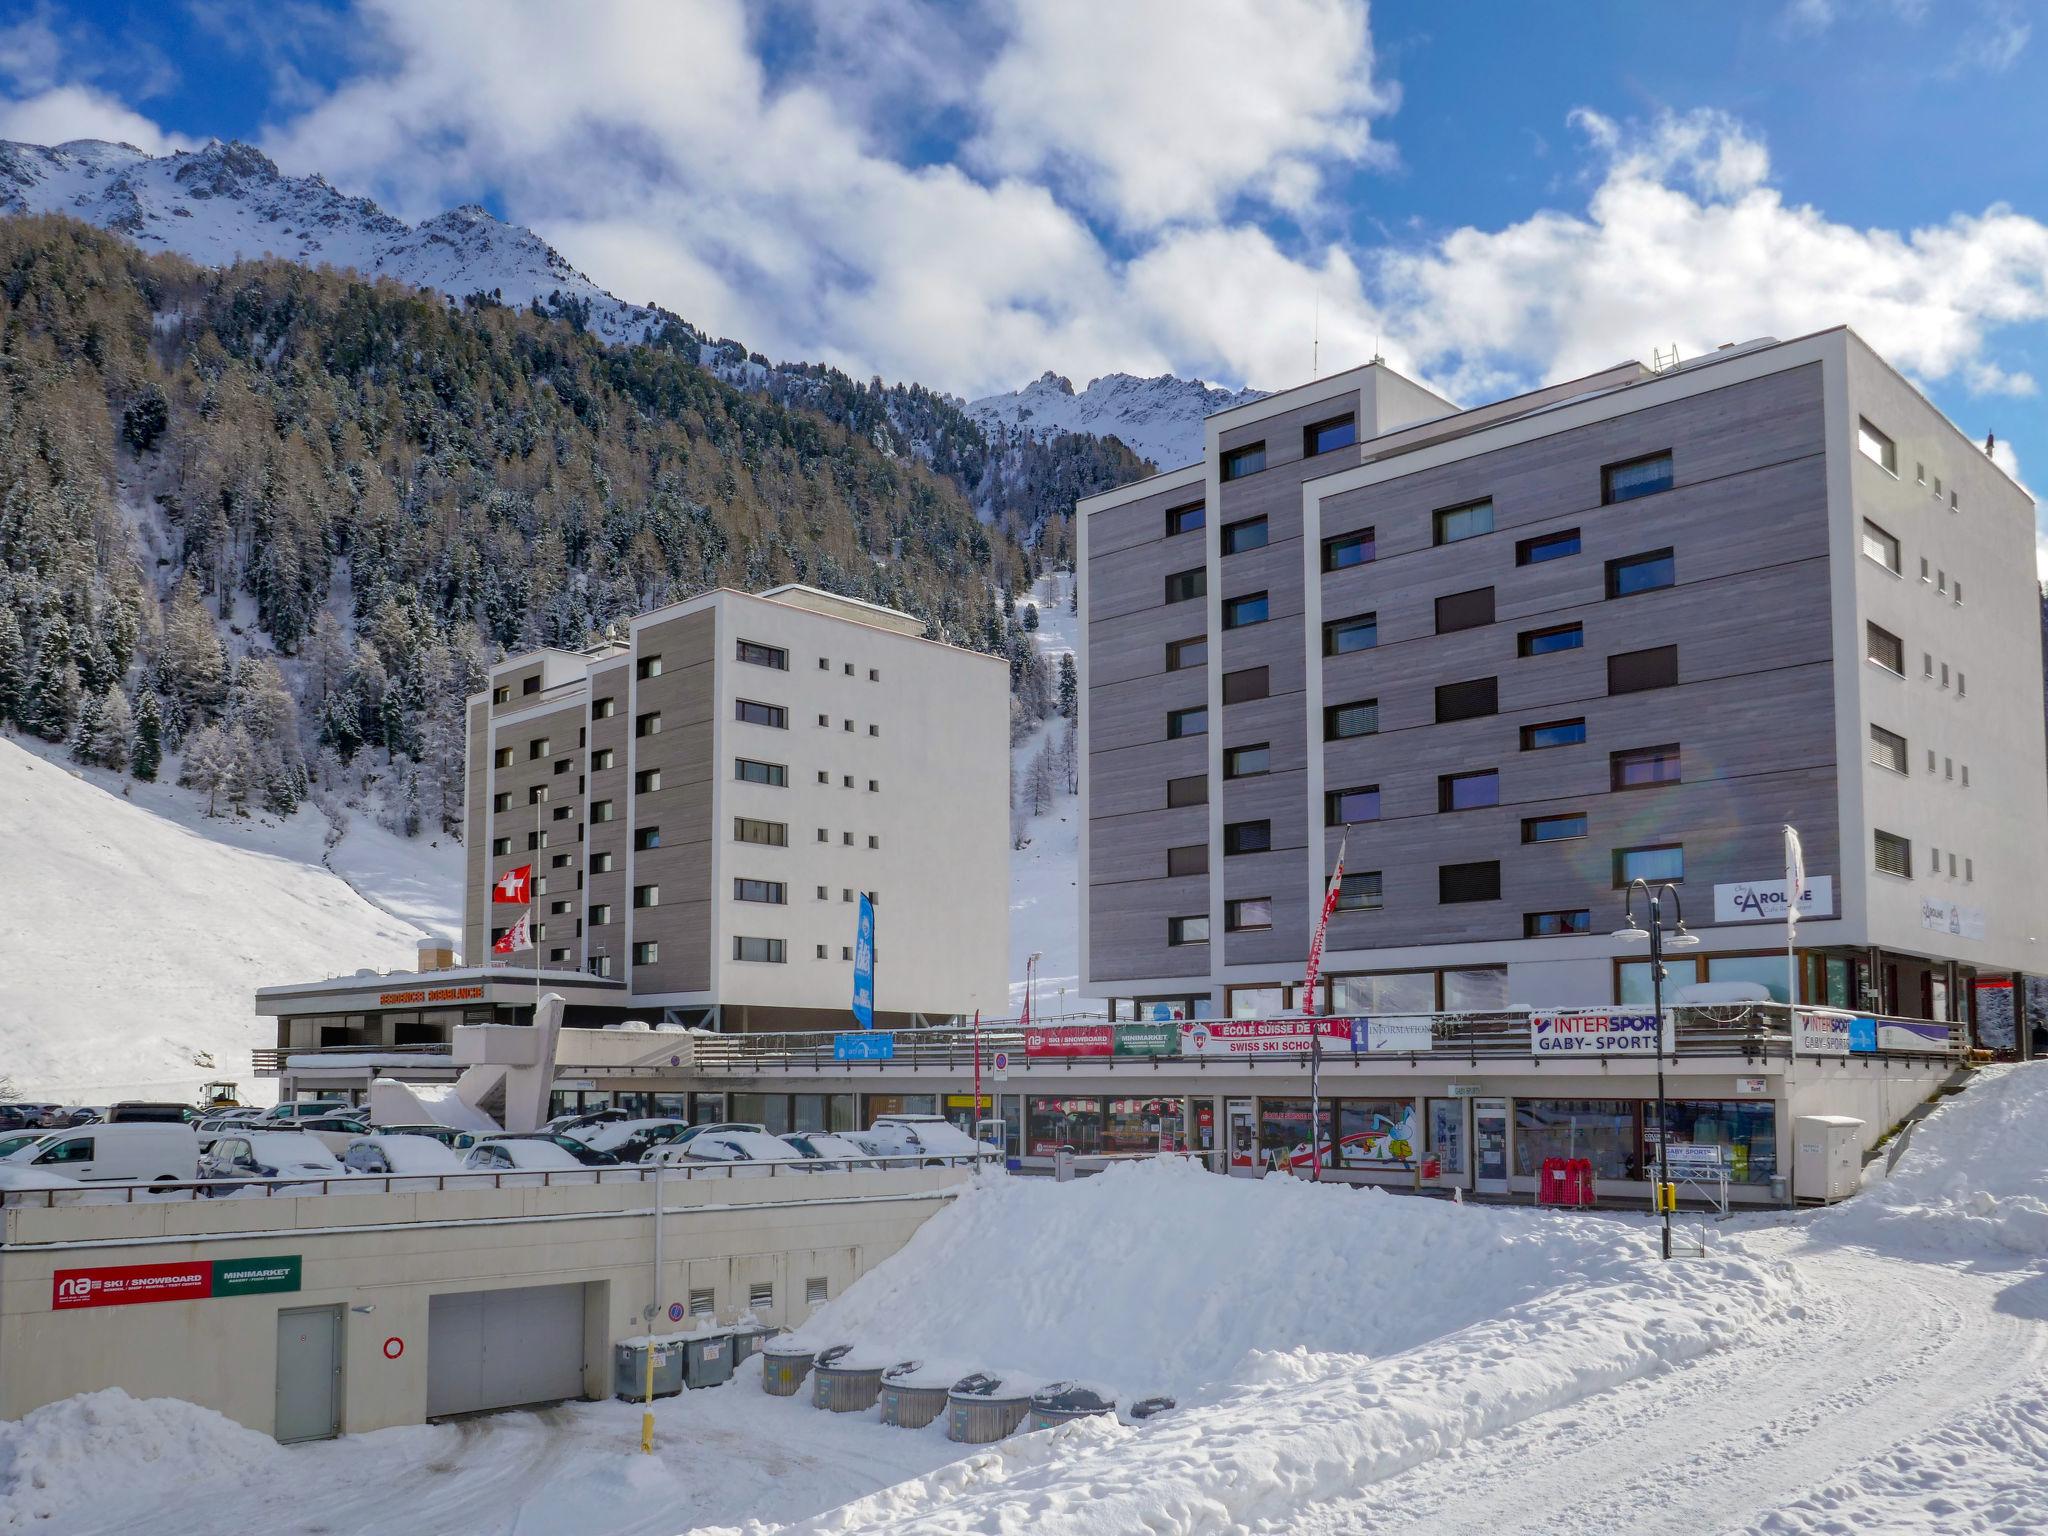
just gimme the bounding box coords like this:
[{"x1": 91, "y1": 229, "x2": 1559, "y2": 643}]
[
  {"x1": 1179, "y1": 1018, "x2": 1350, "y2": 1057},
  {"x1": 1024, "y1": 1024, "x2": 1114, "y2": 1058},
  {"x1": 53, "y1": 1261, "x2": 211, "y2": 1310}
]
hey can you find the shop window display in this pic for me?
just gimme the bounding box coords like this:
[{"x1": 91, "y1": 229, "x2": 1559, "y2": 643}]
[
  {"x1": 1659, "y1": 1100, "x2": 1777, "y2": 1184},
  {"x1": 1515, "y1": 1099, "x2": 1644, "y2": 1181}
]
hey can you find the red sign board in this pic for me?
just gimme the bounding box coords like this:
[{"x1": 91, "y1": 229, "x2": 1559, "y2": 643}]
[
  {"x1": 53, "y1": 1261, "x2": 211, "y2": 1309},
  {"x1": 1024, "y1": 1024, "x2": 1113, "y2": 1058},
  {"x1": 1179, "y1": 1018, "x2": 1350, "y2": 1057}
]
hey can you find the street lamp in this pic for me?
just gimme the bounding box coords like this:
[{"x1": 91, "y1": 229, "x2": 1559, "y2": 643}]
[{"x1": 1613, "y1": 878, "x2": 1700, "y2": 1260}]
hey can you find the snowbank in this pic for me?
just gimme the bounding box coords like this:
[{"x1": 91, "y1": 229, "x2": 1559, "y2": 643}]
[
  {"x1": 0, "y1": 1390, "x2": 283, "y2": 1528},
  {"x1": 1822, "y1": 1063, "x2": 2048, "y2": 1258}
]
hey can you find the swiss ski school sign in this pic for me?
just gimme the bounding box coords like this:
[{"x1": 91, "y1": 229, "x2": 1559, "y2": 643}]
[{"x1": 1530, "y1": 1011, "x2": 1664, "y2": 1055}]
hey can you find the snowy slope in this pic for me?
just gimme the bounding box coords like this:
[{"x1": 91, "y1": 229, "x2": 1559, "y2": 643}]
[
  {"x1": 969, "y1": 371, "x2": 1266, "y2": 469},
  {"x1": 1007, "y1": 574, "x2": 1090, "y2": 1014},
  {"x1": 0, "y1": 737, "x2": 456, "y2": 1105},
  {"x1": 0, "y1": 139, "x2": 669, "y2": 345}
]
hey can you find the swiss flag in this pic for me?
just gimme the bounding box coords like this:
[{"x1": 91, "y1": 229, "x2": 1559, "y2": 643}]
[
  {"x1": 492, "y1": 914, "x2": 531, "y2": 954},
  {"x1": 492, "y1": 865, "x2": 532, "y2": 904}
]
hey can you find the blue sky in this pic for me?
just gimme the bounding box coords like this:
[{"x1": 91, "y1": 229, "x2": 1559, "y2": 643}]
[{"x1": 4, "y1": 0, "x2": 2045, "y2": 514}]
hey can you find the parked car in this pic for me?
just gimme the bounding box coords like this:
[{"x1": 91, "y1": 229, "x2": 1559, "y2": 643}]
[
  {"x1": 477, "y1": 1132, "x2": 621, "y2": 1167},
  {"x1": 292, "y1": 1115, "x2": 374, "y2": 1156},
  {"x1": 462, "y1": 1139, "x2": 594, "y2": 1184},
  {"x1": 544, "y1": 1107, "x2": 629, "y2": 1133},
  {"x1": 859, "y1": 1114, "x2": 1001, "y2": 1165},
  {"x1": 199, "y1": 1130, "x2": 345, "y2": 1191},
  {"x1": 260, "y1": 1100, "x2": 354, "y2": 1123},
  {"x1": 2, "y1": 1123, "x2": 199, "y2": 1183},
  {"x1": 342, "y1": 1135, "x2": 466, "y2": 1177},
  {"x1": 373, "y1": 1124, "x2": 479, "y2": 1151},
  {"x1": 0, "y1": 1129, "x2": 53, "y2": 1162},
  {"x1": 105, "y1": 1101, "x2": 196, "y2": 1124},
  {"x1": 667, "y1": 1121, "x2": 767, "y2": 1149},
  {"x1": 657, "y1": 1131, "x2": 807, "y2": 1176},
  {"x1": 780, "y1": 1132, "x2": 871, "y2": 1170},
  {"x1": 569, "y1": 1118, "x2": 692, "y2": 1163}
]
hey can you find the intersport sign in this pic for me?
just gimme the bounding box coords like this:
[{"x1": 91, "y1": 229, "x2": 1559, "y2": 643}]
[{"x1": 1530, "y1": 1011, "x2": 1664, "y2": 1055}]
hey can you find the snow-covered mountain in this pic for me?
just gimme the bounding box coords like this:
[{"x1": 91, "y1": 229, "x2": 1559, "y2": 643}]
[
  {"x1": 970, "y1": 370, "x2": 1267, "y2": 470},
  {"x1": 0, "y1": 138, "x2": 669, "y2": 346}
]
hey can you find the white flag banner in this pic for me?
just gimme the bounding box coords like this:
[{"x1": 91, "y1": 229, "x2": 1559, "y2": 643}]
[{"x1": 1784, "y1": 826, "x2": 1806, "y2": 934}]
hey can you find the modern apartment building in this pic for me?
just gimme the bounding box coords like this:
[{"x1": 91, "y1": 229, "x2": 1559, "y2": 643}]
[
  {"x1": 461, "y1": 584, "x2": 1009, "y2": 1031},
  {"x1": 1079, "y1": 329, "x2": 2048, "y2": 1038}
]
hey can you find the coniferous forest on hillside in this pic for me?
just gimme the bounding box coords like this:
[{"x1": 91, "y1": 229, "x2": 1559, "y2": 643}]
[{"x1": 0, "y1": 216, "x2": 1136, "y2": 841}]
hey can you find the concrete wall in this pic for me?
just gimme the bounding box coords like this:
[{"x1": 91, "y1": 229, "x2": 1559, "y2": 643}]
[{"x1": 0, "y1": 1168, "x2": 966, "y2": 1437}]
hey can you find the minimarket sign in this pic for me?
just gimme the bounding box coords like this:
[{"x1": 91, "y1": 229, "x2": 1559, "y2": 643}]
[{"x1": 52, "y1": 1255, "x2": 302, "y2": 1311}]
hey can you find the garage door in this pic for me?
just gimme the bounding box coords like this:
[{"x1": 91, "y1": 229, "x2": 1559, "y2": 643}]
[{"x1": 427, "y1": 1283, "x2": 587, "y2": 1418}]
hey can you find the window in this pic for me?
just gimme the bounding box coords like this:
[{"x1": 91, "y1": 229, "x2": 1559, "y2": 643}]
[
  {"x1": 1940, "y1": 662, "x2": 1950, "y2": 689},
  {"x1": 1866, "y1": 623, "x2": 1904, "y2": 675},
  {"x1": 591, "y1": 748, "x2": 615, "y2": 771},
  {"x1": 1435, "y1": 587, "x2": 1495, "y2": 634},
  {"x1": 1225, "y1": 897, "x2": 1273, "y2": 931},
  {"x1": 818, "y1": 657, "x2": 830, "y2": 671},
  {"x1": 548, "y1": 947, "x2": 570, "y2": 964},
  {"x1": 1518, "y1": 622, "x2": 1582, "y2": 656},
  {"x1": 737, "y1": 639, "x2": 787, "y2": 669},
  {"x1": 528, "y1": 784, "x2": 549, "y2": 806},
  {"x1": 1326, "y1": 785, "x2": 1380, "y2": 825},
  {"x1": 526, "y1": 831, "x2": 548, "y2": 851},
  {"x1": 1439, "y1": 861, "x2": 1501, "y2": 903},
  {"x1": 817, "y1": 828, "x2": 828, "y2": 843},
  {"x1": 1611, "y1": 743, "x2": 1681, "y2": 790},
  {"x1": 1526, "y1": 909, "x2": 1592, "y2": 937},
  {"x1": 1222, "y1": 666, "x2": 1269, "y2": 704},
  {"x1": 635, "y1": 768, "x2": 661, "y2": 793},
  {"x1": 867, "y1": 834, "x2": 879, "y2": 849},
  {"x1": 1953, "y1": 580, "x2": 1963, "y2": 607},
  {"x1": 736, "y1": 699, "x2": 786, "y2": 728},
  {"x1": 591, "y1": 850, "x2": 615, "y2": 871},
  {"x1": 1861, "y1": 519, "x2": 1901, "y2": 573},
  {"x1": 1962, "y1": 766, "x2": 1971, "y2": 787},
  {"x1": 1521, "y1": 718, "x2": 1586, "y2": 750},
  {"x1": 1166, "y1": 774, "x2": 1207, "y2": 807},
  {"x1": 1221, "y1": 516, "x2": 1268, "y2": 555},
  {"x1": 1166, "y1": 636, "x2": 1207, "y2": 671},
  {"x1": 634, "y1": 827, "x2": 661, "y2": 851},
  {"x1": 1169, "y1": 915, "x2": 1210, "y2": 945},
  {"x1": 633, "y1": 884, "x2": 660, "y2": 909},
  {"x1": 869, "y1": 668, "x2": 879, "y2": 682},
  {"x1": 1225, "y1": 743, "x2": 1270, "y2": 778},
  {"x1": 1167, "y1": 706, "x2": 1208, "y2": 739},
  {"x1": 1222, "y1": 592, "x2": 1269, "y2": 629},
  {"x1": 1614, "y1": 844, "x2": 1684, "y2": 885},
  {"x1": 734, "y1": 878, "x2": 785, "y2": 904},
  {"x1": 492, "y1": 791, "x2": 511, "y2": 813},
  {"x1": 1165, "y1": 500, "x2": 1205, "y2": 536},
  {"x1": 735, "y1": 757, "x2": 786, "y2": 787},
  {"x1": 593, "y1": 697, "x2": 616, "y2": 719},
  {"x1": 1434, "y1": 677, "x2": 1497, "y2": 722},
  {"x1": 1165, "y1": 567, "x2": 1206, "y2": 604},
  {"x1": 1324, "y1": 699, "x2": 1379, "y2": 739},
  {"x1": 589, "y1": 903, "x2": 612, "y2": 925},
  {"x1": 1869, "y1": 724, "x2": 1908, "y2": 775},
  {"x1": 1523, "y1": 812, "x2": 1587, "y2": 843},
  {"x1": 1323, "y1": 612, "x2": 1378, "y2": 655},
  {"x1": 637, "y1": 655, "x2": 663, "y2": 680},
  {"x1": 1305, "y1": 414, "x2": 1357, "y2": 456},
  {"x1": 1608, "y1": 645, "x2": 1678, "y2": 694},
  {"x1": 528, "y1": 737, "x2": 550, "y2": 760},
  {"x1": 1166, "y1": 844, "x2": 1208, "y2": 877},
  {"x1": 1322, "y1": 529, "x2": 1375, "y2": 571},
  {"x1": 635, "y1": 712, "x2": 661, "y2": 738},
  {"x1": 1607, "y1": 548, "x2": 1675, "y2": 598},
  {"x1": 491, "y1": 685, "x2": 509, "y2": 705},
  {"x1": 1224, "y1": 820, "x2": 1272, "y2": 855},
  {"x1": 868, "y1": 724, "x2": 879, "y2": 737},
  {"x1": 1303, "y1": 869, "x2": 1378, "y2": 920},
  {"x1": 1857, "y1": 418, "x2": 1897, "y2": 474},
  {"x1": 590, "y1": 799, "x2": 615, "y2": 823},
  {"x1": 1439, "y1": 770, "x2": 1500, "y2": 812},
  {"x1": 1602, "y1": 450, "x2": 1673, "y2": 503},
  {"x1": 1966, "y1": 857, "x2": 1974, "y2": 881},
  {"x1": 491, "y1": 837, "x2": 510, "y2": 856},
  {"x1": 734, "y1": 936, "x2": 786, "y2": 963},
  {"x1": 633, "y1": 941, "x2": 660, "y2": 965},
  {"x1": 1221, "y1": 442, "x2": 1266, "y2": 481},
  {"x1": 492, "y1": 746, "x2": 513, "y2": 769},
  {"x1": 1874, "y1": 829, "x2": 1912, "y2": 878},
  {"x1": 522, "y1": 676, "x2": 540, "y2": 696},
  {"x1": 1517, "y1": 528, "x2": 1581, "y2": 565},
  {"x1": 868, "y1": 779, "x2": 878, "y2": 793},
  {"x1": 551, "y1": 805, "x2": 571, "y2": 822},
  {"x1": 1434, "y1": 499, "x2": 1494, "y2": 545}
]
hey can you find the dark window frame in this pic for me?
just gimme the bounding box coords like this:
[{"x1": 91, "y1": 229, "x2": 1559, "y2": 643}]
[
  {"x1": 1432, "y1": 498, "x2": 1495, "y2": 546},
  {"x1": 1221, "y1": 515, "x2": 1269, "y2": 555},
  {"x1": 1323, "y1": 612, "x2": 1378, "y2": 655},
  {"x1": 1325, "y1": 784, "x2": 1381, "y2": 826},
  {"x1": 1304, "y1": 414, "x2": 1358, "y2": 457},
  {"x1": 1165, "y1": 501, "x2": 1205, "y2": 537},
  {"x1": 1523, "y1": 812, "x2": 1588, "y2": 843},
  {"x1": 1601, "y1": 450, "x2": 1674, "y2": 504},
  {"x1": 1518, "y1": 622, "x2": 1583, "y2": 657},
  {"x1": 1516, "y1": 528, "x2": 1581, "y2": 565},
  {"x1": 1224, "y1": 896, "x2": 1274, "y2": 931},
  {"x1": 1521, "y1": 718, "x2": 1586, "y2": 750},
  {"x1": 1220, "y1": 442, "x2": 1267, "y2": 482},
  {"x1": 1435, "y1": 586, "x2": 1496, "y2": 634},
  {"x1": 1438, "y1": 860, "x2": 1502, "y2": 904},
  {"x1": 1166, "y1": 636, "x2": 1207, "y2": 671},
  {"x1": 1438, "y1": 769, "x2": 1501, "y2": 813},
  {"x1": 1167, "y1": 706, "x2": 1208, "y2": 739},
  {"x1": 1605, "y1": 547, "x2": 1676, "y2": 600},
  {"x1": 1322, "y1": 529, "x2": 1375, "y2": 572},
  {"x1": 1610, "y1": 743, "x2": 1682, "y2": 791},
  {"x1": 1224, "y1": 743, "x2": 1270, "y2": 779},
  {"x1": 1221, "y1": 591, "x2": 1270, "y2": 630},
  {"x1": 1164, "y1": 567, "x2": 1206, "y2": 604},
  {"x1": 1613, "y1": 843, "x2": 1685, "y2": 887},
  {"x1": 1324, "y1": 698, "x2": 1379, "y2": 740},
  {"x1": 1434, "y1": 676, "x2": 1498, "y2": 723},
  {"x1": 1608, "y1": 645, "x2": 1679, "y2": 695},
  {"x1": 1223, "y1": 819, "x2": 1272, "y2": 856}
]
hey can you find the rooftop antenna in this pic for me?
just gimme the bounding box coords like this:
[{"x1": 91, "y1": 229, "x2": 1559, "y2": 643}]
[{"x1": 1371, "y1": 332, "x2": 1384, "y2": 366}]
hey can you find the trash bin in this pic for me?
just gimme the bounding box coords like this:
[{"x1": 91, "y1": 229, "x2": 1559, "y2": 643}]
[
  {"x1": 683, "y1": 1329, "x2": 734, "y2": 1389},
  {"x1": 1053, "y1": 1145, "x2": 1077, "y2": 1183},
  {"x1": 811, "y1": 1344, "x2": 896, "y2": 1412},
  {"x1": 1128, "y1": 1395, "x2": 1176, "y2": 1422},
  {"x1": 760, "y1": 1338, "x2": 816, "y2": 1397},
  {"x1": 1028, "y1": 1381, "x2": 1116, "y2": 1429},
  {"x1": 729, "y1": 1321, "x2": 779, "y2": 1366},
  {"x1": 878, "y1": 1360, "x2": 960, "y2": 1429},
  {"x1": 947, "y1": 1373, "x2": 1035, "y2": 1443},
  {"x1": 612, "y1": 1338, "x2": 685, "y2": 1401}
]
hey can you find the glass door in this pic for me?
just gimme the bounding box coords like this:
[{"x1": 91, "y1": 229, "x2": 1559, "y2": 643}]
[
  {"x1": 1226, "y1": 1099, "x2": 1259, "y2": 1177},
  {"x1": 1427, "y1": 1099, "x2": 1469, "y2": 1186},
  {"x1": 1474, "y1": 1098, "x2": 1509, "y2": 1194}
]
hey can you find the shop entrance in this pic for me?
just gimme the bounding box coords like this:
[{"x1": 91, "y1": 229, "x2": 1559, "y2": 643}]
[
  {"x1": 1427, "y1": 1099, "x2": 1469, "y2": 1188},
  {"x1": 1474, "y1": 1098, "x2": 1510, "y2": 1195},
  {"x1": 1226, "y1": 1099, "x2": 1259, "y2": 1177}
]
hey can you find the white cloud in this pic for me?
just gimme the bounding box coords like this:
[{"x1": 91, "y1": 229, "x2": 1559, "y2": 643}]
[{"x1": 0, "y1": 84, "x2": 194, "y2": 153}]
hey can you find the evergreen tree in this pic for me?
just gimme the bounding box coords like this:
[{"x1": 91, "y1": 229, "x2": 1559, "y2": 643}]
[
  {"x1": 160, "y1": 578, "x2": 226, "y2": 717},
  {"x1": 178, "y1": 724, "x2": 239, "y2": 816},
  {"x1": 0, "y1": 607, "x2": 24, "y2": 727},
  {"x1": 1058, "y1": 653, "x2": 1077, "y2": 718},
  {"x1": 131, "y1": 689, "x2": 163, "y2": 781},
  {"x1": 69, "y1": 689, "x2": 102, "y2": 765},
  {"x1": 86, "y1": 685, "x2": 133, "y2": 770},
  {"x1": 1022, "y1": 603, "x2": 1039, "y2": 632},
  {"x1": 25, "y1": 626, "x2": 81, "y2": 743}
]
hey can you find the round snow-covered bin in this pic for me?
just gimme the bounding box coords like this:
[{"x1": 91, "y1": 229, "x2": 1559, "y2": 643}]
[
  {"x1": 945, "y1": 1372, "x2": 1035, "y2": 1444},
  {"x1": 811, "y1": 1344, "x2": 898, "y2": 1412},
  {"x1": 878, "y1": 1359, "x2": 959, "y2": 1429},
  {"x1": 1028, "y1": 1381, "x2": 1117, "y2": 1429},
  {"x1": 760, "y1": 1338, "x2": 815, "y2": 1397}
]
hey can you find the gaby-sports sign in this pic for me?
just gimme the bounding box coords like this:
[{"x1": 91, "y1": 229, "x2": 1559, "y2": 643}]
[
  {"x1": 1530, "y1": 1011, "x2": 1663, "y2": 1055},
  {"x1": 53, "y1": 1255, "x2": 302, "y2": 1310}
]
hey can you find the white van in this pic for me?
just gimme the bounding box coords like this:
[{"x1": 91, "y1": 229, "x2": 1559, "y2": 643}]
[{"x1": 3, "y1": 1123, "x2": 199, "y2": 1183}]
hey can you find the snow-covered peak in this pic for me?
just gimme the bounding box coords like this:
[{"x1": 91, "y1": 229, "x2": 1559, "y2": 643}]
[
  {"x1": 0, "y1": 137, "x2": 670, "y2": 345},
  {"x1": 970, "y1": 369, "x2": 1268, "y2": 469}
]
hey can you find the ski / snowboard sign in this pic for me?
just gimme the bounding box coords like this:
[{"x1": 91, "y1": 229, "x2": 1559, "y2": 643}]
[{"x1": 52, "y1": 1255, "x2": 302, "y2": 1310}]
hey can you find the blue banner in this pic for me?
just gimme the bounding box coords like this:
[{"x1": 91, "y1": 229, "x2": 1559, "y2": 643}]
[
  {"x1": 852, "y1": 891, "x2": 875, "y2": 1028},
  {"x1": 1848, "y1": 1017, "x2": 1879, "y2": 1054},
  {"x1": 834, "y1": 1032, "x2": 895, "y2": 1062}
]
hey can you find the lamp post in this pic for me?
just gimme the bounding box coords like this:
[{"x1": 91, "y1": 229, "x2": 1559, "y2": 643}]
[{"x1": 1613, "y1": 879, "x2": 1699, "y2": 1261}]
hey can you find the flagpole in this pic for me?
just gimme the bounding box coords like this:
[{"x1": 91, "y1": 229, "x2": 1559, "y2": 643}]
[{"x1": 1304, "y1": 829, "x2": 1348, "y2": 1186}]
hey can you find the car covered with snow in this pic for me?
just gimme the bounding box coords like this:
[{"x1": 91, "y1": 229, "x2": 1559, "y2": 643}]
[
  {"x1": 566, "y1": 1117, "x2": 693, "y2": 1163},
  {"x1": 858, "y1": 1114, "x2": 1001, "y2": 1165},
  {"x1": 342, "y1": 1135, "x2": 467, "y2": 1176},
  {"x1": 293, "y1": 1114, "x2": 374, "y2": 1156},
  {"x1": 475, "y1": 1132, "x2": 621, "y2": 1167},
  {"x1": 260, "y1": 1100, "x2": 354, "y2": 1124},
  {"x1": 462, "y1": 1138, "x2": 597, "y2": 1183},
  {"x1": 372, "y1": 1124, "x2": 479, "y2": 1150},
  {"x1": 780, "y1": 1132, "x2": 871, "y2": 1170},
  {"x1": 199, "y1": 1130, "x2": 346, "y2": 1192},
  {"x1": 651, "y1": 1131, "x2": 806, "y2": 1176}
]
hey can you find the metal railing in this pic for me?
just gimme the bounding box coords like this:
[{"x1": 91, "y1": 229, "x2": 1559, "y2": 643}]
[
  {"x1": 252, "y1": 1043, "x2": 457, "y2": 1075},
  {"x1": 0, "y1": 1151, "x2": 990, "y2": 1209}
]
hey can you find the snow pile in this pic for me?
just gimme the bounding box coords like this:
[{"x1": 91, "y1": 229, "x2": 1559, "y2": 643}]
[
  {"x1": 0, "y1": 1390, "x2": 283, "y2": 1528},
  {"x1": 1824, "y1": 1063, "x2": 2048, "y2": 1258}
]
